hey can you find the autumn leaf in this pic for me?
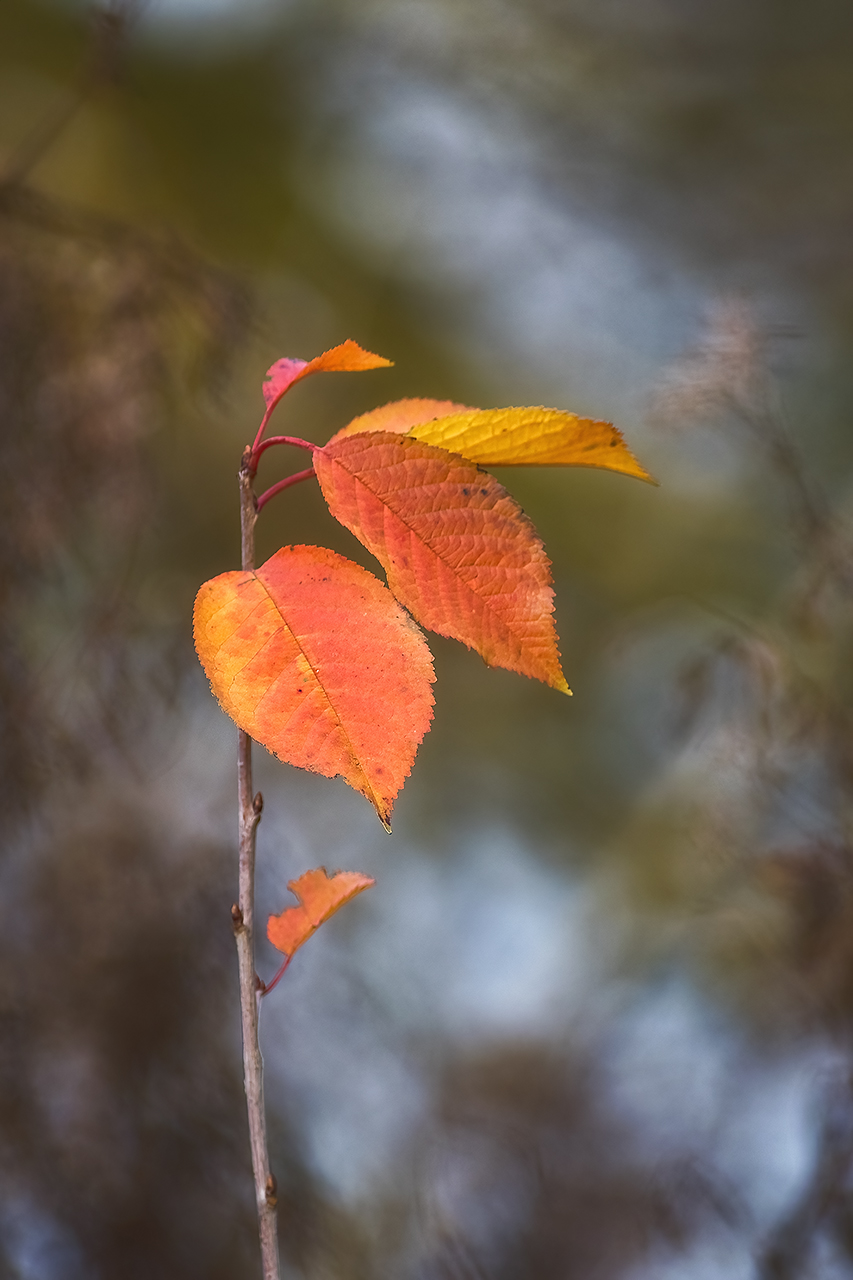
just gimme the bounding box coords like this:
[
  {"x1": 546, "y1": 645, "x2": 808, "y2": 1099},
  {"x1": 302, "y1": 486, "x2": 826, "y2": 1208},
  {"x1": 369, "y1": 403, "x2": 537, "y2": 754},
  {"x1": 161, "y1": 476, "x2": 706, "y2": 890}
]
[
  {"x1": 267, "y1": 867, "x2": 375, "y2": 959},
  {"x1": 262, "y1": 340, "x2": 392, "y2": 416},
  {"x1": 331, "y1": 402, "x2": 653, "y2": 482},
  {"x1": 328, "y1": 397, "x2": 475, "y2": 443},
  {"x1": 404, "y1": 405, "x2": 655, "y2": 481},
  {"x1": 313, "y1": 432, "x2": 569, "y2": 692},
  {"x1": 193, "y1": 545, "x2": 435, "y2": 829}
]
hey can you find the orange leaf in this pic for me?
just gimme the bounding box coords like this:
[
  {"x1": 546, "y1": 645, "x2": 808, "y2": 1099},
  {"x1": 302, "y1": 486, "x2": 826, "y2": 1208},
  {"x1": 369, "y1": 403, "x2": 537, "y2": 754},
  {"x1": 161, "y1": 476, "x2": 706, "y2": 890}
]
[
  {"x1": 262, "y1": 340, "x2": 392, "y2": 414},
  {"x1": 267, "y1": 867, "x2": 375, "y2": 959},
  {"x1": 193, "y1": 545, "x2": 435, "y2": 829},
  {"x1": 328, "y1": 397, "x2": 475, "y2": 443},
  {"x1": 314, "y1": 433, "x2": 570, "y2": 693},
  {"x1": 403, "y1": 406, "x2": 657, "y2": 482}
]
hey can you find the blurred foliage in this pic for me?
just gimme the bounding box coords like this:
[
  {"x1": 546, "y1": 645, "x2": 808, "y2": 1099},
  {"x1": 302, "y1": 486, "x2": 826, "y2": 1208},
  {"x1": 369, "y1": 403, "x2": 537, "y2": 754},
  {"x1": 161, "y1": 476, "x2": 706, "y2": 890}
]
[{"x1": 2, "y1": 0, "x2": 853, "y2": 1276}]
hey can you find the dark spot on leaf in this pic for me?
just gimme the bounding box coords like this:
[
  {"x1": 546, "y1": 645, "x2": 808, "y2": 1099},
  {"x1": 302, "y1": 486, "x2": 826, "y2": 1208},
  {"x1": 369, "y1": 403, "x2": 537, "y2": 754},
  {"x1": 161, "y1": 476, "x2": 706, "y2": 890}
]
[
  {"x1": 462, "y1": 487, "x2": 469, "y2": 495},
  {"x1": 480, "y1": 488, "x2": 487, "y2": 495}
]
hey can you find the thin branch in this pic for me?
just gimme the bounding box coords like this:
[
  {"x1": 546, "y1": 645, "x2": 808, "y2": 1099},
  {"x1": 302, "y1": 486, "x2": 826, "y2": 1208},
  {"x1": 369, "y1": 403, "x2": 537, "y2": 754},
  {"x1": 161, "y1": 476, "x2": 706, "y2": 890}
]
[
  {"x1": 256, "y1": 467, "x2": 316, "y2": 512},
  {"x1": 235, "y1": 448, "x2": 281, "y2": 1280},
  {"x1": 1, "y1": 94, "x2": 89, "y2": 190}
]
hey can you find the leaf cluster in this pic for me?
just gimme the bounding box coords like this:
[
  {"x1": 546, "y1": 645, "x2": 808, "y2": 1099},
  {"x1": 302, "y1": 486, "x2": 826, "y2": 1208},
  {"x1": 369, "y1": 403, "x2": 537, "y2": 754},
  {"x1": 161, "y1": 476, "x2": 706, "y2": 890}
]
[{"x1": 194, "y1": 341, "x2": 652, "y2": 958}]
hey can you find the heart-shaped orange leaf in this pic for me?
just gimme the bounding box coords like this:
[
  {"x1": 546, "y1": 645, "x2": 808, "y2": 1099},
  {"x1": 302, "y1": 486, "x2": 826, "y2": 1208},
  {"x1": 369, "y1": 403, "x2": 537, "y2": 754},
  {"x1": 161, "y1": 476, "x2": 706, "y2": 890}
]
[
  {"x1": 328, "y1": 397, "x2": 475, "y2": 443},
  {"x1": 267, "y1": 867, "x2": 375, "y2": 959},
  {"x1": 403, "y1": 405, "x2": 655, "y2": 481},
  {"x1": 262, "y1": 340, "x2": 392, "y2": 415},
  {"x1": 313, "y1": 433, "x2": 569, "y2": 692},
  {"x1": 193, "y1": 545, "x2": 435, "y2": 828}
]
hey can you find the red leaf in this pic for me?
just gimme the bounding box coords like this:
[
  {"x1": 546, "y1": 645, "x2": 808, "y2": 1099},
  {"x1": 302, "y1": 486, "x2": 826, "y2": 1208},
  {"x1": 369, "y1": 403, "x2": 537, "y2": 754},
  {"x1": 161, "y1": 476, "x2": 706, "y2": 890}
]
[
  {"x1": 262, "y1": 340, "x2": 392, "y2": 413},
  {"x1": 267, "y1": 867, "x2": 375, "y2": 958},
  {"x1": 314, "y1": 433, "x2": 569, "y2": 692},
  {"x1": 193, "y1": 545, "x2": 435, "y2": 828}
]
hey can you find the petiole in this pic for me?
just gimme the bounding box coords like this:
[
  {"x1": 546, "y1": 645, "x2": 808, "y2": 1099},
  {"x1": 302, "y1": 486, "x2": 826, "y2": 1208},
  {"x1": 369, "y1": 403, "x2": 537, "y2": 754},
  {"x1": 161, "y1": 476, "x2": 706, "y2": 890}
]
[{"x1": 256, "y1": 466, "x2": 316, "y2": 512}]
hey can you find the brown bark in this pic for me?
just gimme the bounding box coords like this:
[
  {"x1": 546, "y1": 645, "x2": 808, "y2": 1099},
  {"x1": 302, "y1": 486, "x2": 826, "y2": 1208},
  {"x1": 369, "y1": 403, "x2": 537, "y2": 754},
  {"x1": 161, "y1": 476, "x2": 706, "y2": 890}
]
[{"x1": 233, "y1": 450, "x2": 280, "y2": 1280}]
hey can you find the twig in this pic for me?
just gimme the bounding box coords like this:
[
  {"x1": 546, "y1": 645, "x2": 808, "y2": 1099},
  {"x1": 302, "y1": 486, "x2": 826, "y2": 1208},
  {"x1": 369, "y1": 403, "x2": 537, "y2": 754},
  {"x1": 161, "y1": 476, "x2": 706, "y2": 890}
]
[{"x1": 234, "y1": 448, "x2": 281, "y2": 1279}]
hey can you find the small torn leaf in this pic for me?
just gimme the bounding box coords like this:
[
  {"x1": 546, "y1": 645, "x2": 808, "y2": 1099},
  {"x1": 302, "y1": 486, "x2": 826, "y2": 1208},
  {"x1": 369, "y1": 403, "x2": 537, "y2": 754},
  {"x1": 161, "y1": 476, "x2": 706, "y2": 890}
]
[{"x1": 267, "y1": 867, "x2": 375, "y2": 959}]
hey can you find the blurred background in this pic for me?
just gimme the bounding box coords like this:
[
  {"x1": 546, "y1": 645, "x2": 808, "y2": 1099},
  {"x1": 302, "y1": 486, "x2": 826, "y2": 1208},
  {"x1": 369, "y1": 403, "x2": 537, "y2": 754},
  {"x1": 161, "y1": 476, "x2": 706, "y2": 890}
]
[{"x1": 3, "y1": 0, "x2": 853, "y2": 1276}]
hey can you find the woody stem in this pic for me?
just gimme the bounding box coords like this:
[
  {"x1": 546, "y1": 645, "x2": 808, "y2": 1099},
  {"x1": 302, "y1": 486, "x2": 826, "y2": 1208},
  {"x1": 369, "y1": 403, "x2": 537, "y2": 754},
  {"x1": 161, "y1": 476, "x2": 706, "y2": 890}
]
[{"x1": 235, "y1": 446, "x2": 281, "y2": 1280}]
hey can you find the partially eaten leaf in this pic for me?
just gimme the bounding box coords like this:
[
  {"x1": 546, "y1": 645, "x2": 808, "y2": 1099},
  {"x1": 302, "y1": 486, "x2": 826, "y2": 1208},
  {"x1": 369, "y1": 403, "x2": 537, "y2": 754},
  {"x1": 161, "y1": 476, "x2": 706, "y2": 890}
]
[
  {"x1": 193, "y1": 545, "x2": 435, "y2": 828},
  {"x1": 314, "y1": 432, "x2": 570, "y2": 692},
  {"x1": 267, "y1": 867, "x2": 375, "y2": 959}
]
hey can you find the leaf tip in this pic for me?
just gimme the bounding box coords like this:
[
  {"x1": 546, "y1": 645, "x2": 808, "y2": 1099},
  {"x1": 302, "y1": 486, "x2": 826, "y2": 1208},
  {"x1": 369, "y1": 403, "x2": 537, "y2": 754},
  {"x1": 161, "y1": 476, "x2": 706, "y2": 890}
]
[
  {"x1": 372, "y1": 800, "x2": 393, "y2": 833},
  {"x1": 327, "y1": 339, "x2": 394, "y2": 371}
]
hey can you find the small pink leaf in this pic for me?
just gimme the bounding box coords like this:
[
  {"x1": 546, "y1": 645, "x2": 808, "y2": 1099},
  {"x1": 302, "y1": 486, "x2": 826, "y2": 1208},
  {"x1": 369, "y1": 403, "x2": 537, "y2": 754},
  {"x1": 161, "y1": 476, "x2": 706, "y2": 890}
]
[{"x1": 262, "y1": 340, "x2": 393, "y2": 413}]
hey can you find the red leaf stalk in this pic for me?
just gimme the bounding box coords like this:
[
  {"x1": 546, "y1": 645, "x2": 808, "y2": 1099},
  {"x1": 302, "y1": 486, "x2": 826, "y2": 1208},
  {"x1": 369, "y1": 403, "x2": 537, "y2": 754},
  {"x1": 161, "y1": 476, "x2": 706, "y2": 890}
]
[{"x1": 256, "y1": 466, "x2": 316, "y2": 512}]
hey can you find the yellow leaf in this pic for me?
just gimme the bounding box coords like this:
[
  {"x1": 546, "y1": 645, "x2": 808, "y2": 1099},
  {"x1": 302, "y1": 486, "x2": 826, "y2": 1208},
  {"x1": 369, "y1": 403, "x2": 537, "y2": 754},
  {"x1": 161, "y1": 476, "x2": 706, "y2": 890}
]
[{"x1": 404, "y1": 406, "x2": 657, "y2": 483}]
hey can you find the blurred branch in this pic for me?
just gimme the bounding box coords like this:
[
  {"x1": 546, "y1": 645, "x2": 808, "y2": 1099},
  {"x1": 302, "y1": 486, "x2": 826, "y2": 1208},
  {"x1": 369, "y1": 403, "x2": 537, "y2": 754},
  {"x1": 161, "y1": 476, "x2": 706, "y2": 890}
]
[
  {"x1": 757, "y1": 1076, "x2": 853, "y2": 1279},
  {"x1": 654, "y1": 299, "x2": 853, "y2": 600},
  {"x1": 0, "y1": 0, "x2": 146, "y2": 188},
  {"x1": 0, "y1": 9, "x2": 250, "y2": 365},
  {"x1": 0, "y1": 182, "x2": 246, "y2": 325}
]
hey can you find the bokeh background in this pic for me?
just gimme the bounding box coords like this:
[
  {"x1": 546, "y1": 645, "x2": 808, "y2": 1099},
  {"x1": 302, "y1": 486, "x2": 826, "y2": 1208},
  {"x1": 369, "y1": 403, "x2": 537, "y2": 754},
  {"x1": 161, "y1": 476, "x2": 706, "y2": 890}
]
[{"x1": 3, "y1": 1, "x2": 853, "y2": 1276}]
